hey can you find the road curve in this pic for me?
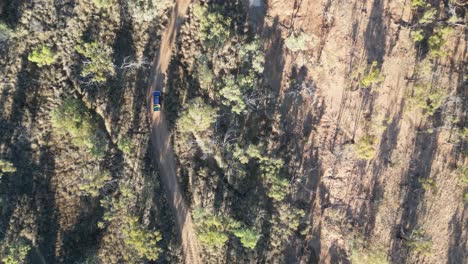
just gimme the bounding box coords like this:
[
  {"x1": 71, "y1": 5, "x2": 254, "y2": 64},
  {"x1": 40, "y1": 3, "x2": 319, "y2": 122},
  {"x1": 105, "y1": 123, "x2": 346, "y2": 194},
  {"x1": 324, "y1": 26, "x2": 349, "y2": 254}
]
[{"x1": 147, "y1": 1, "x2": 201, "y2": 264}]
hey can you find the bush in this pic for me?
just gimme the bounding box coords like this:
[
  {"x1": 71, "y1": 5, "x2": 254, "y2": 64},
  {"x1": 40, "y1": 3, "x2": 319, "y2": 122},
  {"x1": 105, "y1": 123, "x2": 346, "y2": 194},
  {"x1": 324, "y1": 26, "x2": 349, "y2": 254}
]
[
  {"x1": 193, "y1": 208, "x2": 238, "y2": 248},
  {"x1": 79, "y1": 167, "x2": 111, "y2": 197},
  {"x1": 411, "y1": 0, "x2": 429, "y2": 8},
  {"x1": 418, "y1": 8, "x2": 436, "y2": 24},
  {"x1": 28, "y1": 45, "x2": 57, "y2": 67},
  {"x1": 117, "y1": 136, "x2": 135, "y2": 155},
  {"x1": 177, "y1": 98, "x2": 217, "y2": 135},
  {"x1": 239, "y1": 39, "x2": 265, "y2": 74},
  {"x1": 0, "y1": 159, "x2": 16, "y2": 178},
  {"x1": 285, "y1": 32, "x2": 313, "y2": 52},
  {"x1": 350, "y1": 238, "x2": 389, "y2": 264},
  {"x1": 75, "y1": 41, "x2": 115, "y2": 83},
  {"x1": 359, "y1": 61, "x2": 384, "y2": 88},
  {"x1": 411, "y1": 29, "x2": 425, "y2": 43},
  {"x1": 405, "y1": 228, "x2": 432, "y2": 255},
  {"x1": 406, "y1": 83, "x2": 447, "y2": 116},
  {"x1": 193, "y1": 5, "x2": 231, "y2": 48},
  {"x1": 123, "y1": 216, "x2": 162, "y2": 261},
  {"x1": 220, "y1": 76, "x2": 247, "y2": 115},
  {"x1": 51, "y1": 99, "x2": 107, "y2": 157},
  {"x1": 428, "y1": 27, "x2": 452, "y2": 58},
  {"x1": 125, "y1": 0, "x2": 171, "y2": 23},
  {"x1": 93, "y1": 0, "x2": 111, "y2": 8},
  {"x1": 419, "y1": 178, "x2": 437, "y2": 194},
  {"x1": 0, "y1": 22, "x2": 13, "y2": 43},
  {"x1": 1, "y1": 240, "x2": 31, "y2": 264},
  {"x1": 356, "y1": 134, "x2": 376, "y2": 160},
  {"x1": 233, "y1": 228, "x2": 260, "y2": 249}
]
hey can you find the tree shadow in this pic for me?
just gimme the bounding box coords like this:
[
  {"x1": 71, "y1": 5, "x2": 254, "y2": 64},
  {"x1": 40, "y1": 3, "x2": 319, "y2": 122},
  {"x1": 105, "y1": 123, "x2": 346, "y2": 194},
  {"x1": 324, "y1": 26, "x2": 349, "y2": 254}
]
[
  {"x1": 364, "y1": 0, "x2": 386, "y2": 65},
  {"x1": 447, "y1": 207, "x2": 467, "y2": 264},
  {"x1": 389, "y1": 126, "x2": 439, "y2": 262}
]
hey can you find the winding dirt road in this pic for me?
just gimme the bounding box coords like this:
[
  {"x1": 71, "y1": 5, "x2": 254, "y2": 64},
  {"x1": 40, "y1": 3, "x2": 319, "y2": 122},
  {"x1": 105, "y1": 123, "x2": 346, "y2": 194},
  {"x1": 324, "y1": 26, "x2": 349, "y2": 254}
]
[{"x1": 147, "y1": 1, "x2": 201, "y2": 263}]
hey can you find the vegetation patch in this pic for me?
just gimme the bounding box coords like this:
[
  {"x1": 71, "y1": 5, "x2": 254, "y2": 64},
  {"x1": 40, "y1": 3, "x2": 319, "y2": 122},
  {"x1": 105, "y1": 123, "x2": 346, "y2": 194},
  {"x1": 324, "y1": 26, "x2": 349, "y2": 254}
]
[
  {"x1": 51, "y1": 98, "x2": 108, "y2": 157},
  {"x1": 355, "y1": 134, "x2": 377, "y2": 160},
  {"x1": 28, "y1": 45, "x2": 57, "y2": 67},
  {"x1": 75, "y1": 41, "x2": 115, "y2": 83}
]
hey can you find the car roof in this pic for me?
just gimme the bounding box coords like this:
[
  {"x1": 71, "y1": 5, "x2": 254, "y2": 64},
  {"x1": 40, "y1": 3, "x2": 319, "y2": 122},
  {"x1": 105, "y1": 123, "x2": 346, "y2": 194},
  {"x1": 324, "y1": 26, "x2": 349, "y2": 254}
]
[{"x1": 153, "y1": 91, "x2": 161, "y2": 96}]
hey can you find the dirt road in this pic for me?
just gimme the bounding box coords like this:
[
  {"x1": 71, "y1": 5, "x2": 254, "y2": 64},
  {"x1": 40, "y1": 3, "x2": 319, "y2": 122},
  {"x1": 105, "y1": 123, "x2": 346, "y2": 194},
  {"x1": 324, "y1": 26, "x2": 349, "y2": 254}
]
[{"x1": 147, "y1": 1, "x2": 201, "y2": 263}]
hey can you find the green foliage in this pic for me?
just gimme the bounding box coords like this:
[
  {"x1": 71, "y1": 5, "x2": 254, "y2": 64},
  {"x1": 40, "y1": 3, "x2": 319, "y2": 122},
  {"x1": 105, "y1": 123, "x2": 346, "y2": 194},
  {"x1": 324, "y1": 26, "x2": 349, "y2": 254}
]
[
  {"x1": 117, "y1": 136, "x2": 135, "y2": 155},
  {"x1": 239, "y1": 39, "x2": 265, "y2": 74},
  {"x1": 411, "y1": 0, "x2": 429, "y2": 8},
  {"x1": 177, "y1": 98, "x2": 217, "y2": 135},
  {"x1": 285, "y1": 32, "x2": 313, "y2": 52},
  {"x1": 359, "y1": 61, "x2": 384, "y2": 88},
  {"x1": 411, "y1": 29, "x2": 425, "y2": 42},
  {"x1": 232, "y1": 227, "x2": 260, "y2": 249},
  {"x1": 126, "y1": 0, "x2": 170, "y2": 23},
  {"x1": 0, "y1": 159, "x2": 16, "y2": 178},
  {"x1": 356, "y1": 134, "x2": 376, "y2": 160},
  {"x1": 1, "y1": 240, "x2": 31, "y2": 264},
  {"x1": 220, "y1": 76, "x2": 247, "y2": 114},
  {"x1": 123, "y1": 216, "x2": 162, "y2": 261},
  {"x1": 406, "y1": 83, "x2": 447, "y2": 116},
  {"x1": 193, "y1": 208, "x2": 259, "y2": 249},
  {"x1": 428, "y1": 27, "x2": 452, "y2": 58},
  {"x1": 0, "y1": 22, "x2": 13, "y2": 42},
  {"x1": 194, "y1": 5, "x2": 231, "y2": 48},
  {"x1": 418, "y1": 8, "x2": 437, "y2": 24},
  {"x1": 193, "y1": 208, "x2": 237, "y2": 248},
  {"x1": 79, "y1": 167, "x2": 111, "y2": 197},
  {"x1": 419, "y1": 178, "x2": 437, "y2": 194},
  {"x1": 196, "y1": 58, "x2": 214, "y2": 91},
  {"x1": 51, "y1": 99, "x2": 107, "y2": 157},
  {"x1": 457, "y1": 165, "x2": 468, "y2": 185},
  {"x1": 93, "y1": 0, "x2": 111, "y2": 8},
  {"x1": 405, "y1": 228, "x2": 432, "y2": 255},
  {"x1": 28, "y1": 45, "x2": 57, "y2": 67},
  {"x1": 350, "y1": 238, "x2": 389, "y2": 264},
  {"x1": 75, "y1": 41, "x2": 115, "y2": 83}
]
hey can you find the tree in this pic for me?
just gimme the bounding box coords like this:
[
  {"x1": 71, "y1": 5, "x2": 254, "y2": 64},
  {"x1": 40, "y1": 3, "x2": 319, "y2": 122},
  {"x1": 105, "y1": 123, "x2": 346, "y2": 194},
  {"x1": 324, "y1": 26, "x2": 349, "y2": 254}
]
[
  {"x1": 233, "y1": 228, "x2": 260, "y2": 249},
  {"x1": 79, "y1": 167, "x2": 112, "y2": 197},
  {"x1": 1, "y1": 239, "x2": 31, "y2": 264},
  {"x1": 126, "y1": 0, "x2": 171, "y2": 23},
  {"x1": 123, "y1": 216, "x2": 162, "y2": 261},
  {"x1": 285, "y1": 32, "x2": 313, "y2": 52},
  {"x1": 356, "y1": 134, "x2": 376, "y2": 160},
  {"x1": 28, "y1": 45, "x2": 57, "y2": 67},
  {"x1": 193, "y1": 5, "x2": 231, "y2": 47},
  {"x1": 51, "y1": 99, "x2": 107, "y2": 157},
  {"x1": 75, "y1": 41, "x2": 115, "y2": 83},
  {"x1": 177, "y1": 98, "x2": 217, "y2": 135}
]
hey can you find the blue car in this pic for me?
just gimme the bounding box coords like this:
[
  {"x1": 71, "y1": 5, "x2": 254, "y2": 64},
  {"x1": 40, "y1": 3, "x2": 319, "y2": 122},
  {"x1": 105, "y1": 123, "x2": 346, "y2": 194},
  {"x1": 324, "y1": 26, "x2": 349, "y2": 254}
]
[{"x1": 153, "y1": 91, "x2": 161, "y2": 112}]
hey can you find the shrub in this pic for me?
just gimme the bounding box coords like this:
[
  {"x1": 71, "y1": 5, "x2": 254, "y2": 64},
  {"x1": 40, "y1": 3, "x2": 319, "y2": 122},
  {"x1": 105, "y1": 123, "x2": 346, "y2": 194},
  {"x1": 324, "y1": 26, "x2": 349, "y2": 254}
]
[
  {"x1": 239, "y1": 39, "x2": 265, "y2": 74},
  {"x1": 360, "y1": 61, "x2": 384, "y2": 88},
  {"x1": 411, "y1": 0, "x2": 428, "y2": 8},
  {"x1": 194, "y1": 5, "x2": 231, "y2": 48},
  {"x1": 406, "y1": 83, "x2": 447, "y2": 116},
  {"x1": 356, "y1": 134, "x2": 376, "y2": 160},
  {"x1": 79, "y1": 167, "x2": 112, "y2": 197},
  {"x1": 123, "y1": 216, "x2": 162, "y2": 261},
  {"x1": 428, "y1": 27, "x2": 452, "y2": 58},
  {"x1": 0, "y1": 22, "x2": 13, "y2": 42},
  {"x1": 418, "y1": 8, "x2": 437, "y2": 24},
  {"x1": 51, "y1": 99, "x2": 107, "y2": 157},
  {"x1": 93, "y1": 0, "x2": 111, "y2": 8},
  {"x1": 28, "y1": 45, "x2": 57, "y2": 67},
  {"x1": 350, "y1": 238, "x2": 389, "y2": 264},
  {"x1": 75, "y1": 41, "x2": 115, "y2": 83},
  {"x1": 220, "y1": 76, "x2": 247, "y2": 115},
  {"x1": 419, "y1": 178, "x2": 437, "y2": 194},
  {"x1": 405, "y1": 228, "x2": 432, "y2": 255},
  {"x1": 177, "y1": 98, "x2": 217, "y2": 135},
  {"x1": 0, "y1": 159, "x2": 16, "y2": 178},
  {"x1": 411, "y1": 29, "x2": 425, "y2": 42},
  {"x1": 118, "y1": 136, "x2": 135, "y2": 155},
  {"x1": 2, "y1": 240, "x2": 31, "y2": 264},
  {"x1": 196, "y1": 60, "x2": 214, "y2": 91},
  {"x1": 125, "y1": 0, "x2": 171, "y2": 23},
  {"x1": 233, "y1": 228, "x2": 260, "y2": 249},
  {"x1": 193, "y1": 208, "x2": 238, "y2": 248},
  {"x1": 285, "y1": 32, "x2": 313, "y2": 52}
]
